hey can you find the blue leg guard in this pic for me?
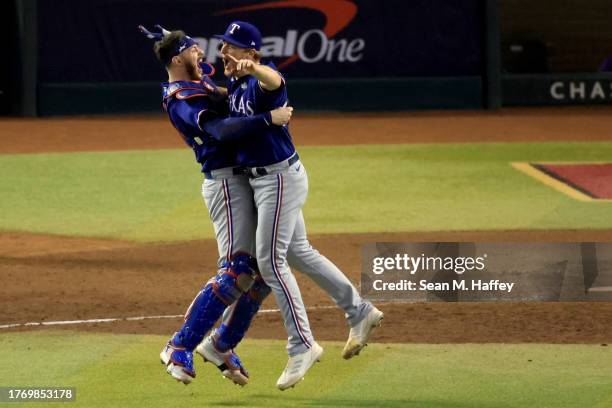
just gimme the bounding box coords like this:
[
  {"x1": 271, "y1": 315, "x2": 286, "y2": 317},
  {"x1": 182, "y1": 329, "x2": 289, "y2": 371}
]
[
  {"x1": 214, "y1": 273, "x2": 271, "y2": 352},
  {"x1": 174, "y1": 256, "x2": 258, "y2": 351},
  {"x1": 173, "y1": 283, "x2": 227, "y2": 351}
]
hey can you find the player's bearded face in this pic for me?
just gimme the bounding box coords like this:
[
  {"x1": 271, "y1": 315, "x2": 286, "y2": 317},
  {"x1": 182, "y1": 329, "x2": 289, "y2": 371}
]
[
  {"x1": 182, "y1": 45, "x2": 205, "y2": 80},
  {"x1": 185, "y1": 59, "x2": 200, "y2": 80}
]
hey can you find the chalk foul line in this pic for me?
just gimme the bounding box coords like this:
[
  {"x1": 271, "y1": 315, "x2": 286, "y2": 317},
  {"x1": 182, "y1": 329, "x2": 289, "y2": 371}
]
[{"x1": 0, "y1": 305, "x2": 339, "y2": 330}]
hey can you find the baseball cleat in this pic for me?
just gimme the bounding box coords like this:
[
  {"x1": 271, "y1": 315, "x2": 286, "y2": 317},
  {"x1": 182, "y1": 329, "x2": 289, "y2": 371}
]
[
  {"x1": 342, "y1": 307, "x2": 384, "y2": 360},
  {"x1": 276, "y1": 342, "x2": 324, "y2": 391},
  {"x1": 196, "y1": 336, "x2": 249, "y2": 386},
  {"x1": 160, "y1": 335, "x2": 196, "y2": 385}
]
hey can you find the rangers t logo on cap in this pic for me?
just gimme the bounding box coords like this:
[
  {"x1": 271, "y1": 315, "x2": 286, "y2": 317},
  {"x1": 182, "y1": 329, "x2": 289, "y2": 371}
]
[
  {"x1": 214, "y1": 21, "x2": 262, "y2": 51},
  {"x1": 229, "y1": 23, "x2": 240, "y2": 34}
]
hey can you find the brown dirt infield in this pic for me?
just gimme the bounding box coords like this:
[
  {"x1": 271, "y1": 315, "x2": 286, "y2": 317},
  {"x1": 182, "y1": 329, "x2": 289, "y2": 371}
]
[
  {"x1": 1, "y1": 107, "x2": 612, "y2": 343},
  {"x1": 2, "y1": 106, "x2": 612, "y2": 154},
  {"x1": 2, "y1": 231, "x2": 612, "y2": 343}
]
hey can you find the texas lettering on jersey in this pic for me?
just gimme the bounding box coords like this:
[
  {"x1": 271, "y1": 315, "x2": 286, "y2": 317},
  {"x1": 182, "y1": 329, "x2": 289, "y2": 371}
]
[{"x1": 229, "y1": 91, "x2": 255, "y2": 116}]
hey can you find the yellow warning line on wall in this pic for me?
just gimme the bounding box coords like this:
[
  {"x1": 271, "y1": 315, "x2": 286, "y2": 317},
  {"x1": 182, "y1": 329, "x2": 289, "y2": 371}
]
[{"x1": 511, "y1": 162, "x2": 594, "y2": 202}]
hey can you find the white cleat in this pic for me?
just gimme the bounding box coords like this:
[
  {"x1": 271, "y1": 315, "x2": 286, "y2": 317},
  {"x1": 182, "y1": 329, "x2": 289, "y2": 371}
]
[
  {"x1": 276, "y1": 342, "x2": 324, "y2": 391},
  {"x1": 342, "y1": 307, "x2": 384, "y2": 360},
  {"x1": 195, "y1": 336, "x2": 249, "y2": 386}
]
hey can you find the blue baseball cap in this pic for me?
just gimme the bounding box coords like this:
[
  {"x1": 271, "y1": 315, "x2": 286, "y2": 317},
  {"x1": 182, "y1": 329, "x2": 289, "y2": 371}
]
[{"x1": 214, "y1": 21, "x2": 262, "y2": 51}]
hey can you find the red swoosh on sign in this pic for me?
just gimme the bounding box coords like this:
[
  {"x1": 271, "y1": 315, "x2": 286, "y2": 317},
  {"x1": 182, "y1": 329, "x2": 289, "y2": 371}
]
[{"x1": 215, "y1": 0, "x2": 358, "y2": 69}]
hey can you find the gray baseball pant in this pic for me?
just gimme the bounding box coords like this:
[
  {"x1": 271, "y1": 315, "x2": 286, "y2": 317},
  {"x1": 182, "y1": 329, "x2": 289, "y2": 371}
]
[{"x1": 202, "y1": 163, "x2": 372, "y2": 355}]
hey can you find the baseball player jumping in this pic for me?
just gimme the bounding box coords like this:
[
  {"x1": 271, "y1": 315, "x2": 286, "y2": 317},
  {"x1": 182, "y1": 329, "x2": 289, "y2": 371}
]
[
  {"x1": 208, "y1": 21, "x2": 384, "y2": 390},
  {"x1": 140, "y1": 24, "x2": 292, "y2": 386}
]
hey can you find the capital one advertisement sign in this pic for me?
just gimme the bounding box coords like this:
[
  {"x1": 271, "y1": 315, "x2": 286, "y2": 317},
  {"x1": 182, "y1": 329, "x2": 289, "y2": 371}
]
[
  {"x1": 38, "y1": 0, "x2": 482, "y2": 82},
  {"x1": 198, "y1": 1, "x2": 366, "y2": 70}
]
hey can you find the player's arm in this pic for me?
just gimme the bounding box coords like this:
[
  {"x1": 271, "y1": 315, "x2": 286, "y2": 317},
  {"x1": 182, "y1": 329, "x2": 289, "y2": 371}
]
[
  {"x1": 226, "y1": 55, "x2": 283, "y2": 91},
  {"x1": 173, "y1": 101, "x2": 261, "y2": 143},
  {"x1": 252, "y1": 64, "x2": 282, "y2": 91},
  {"x1": 199, "y1": 107, "x2": 292, "y2": 142},
  {"x1": 200, "y1": 110, "x2": 271, "y2": 142},
  {"x1": 174, "y1": 97, "x2": 292, "y2": 142}
]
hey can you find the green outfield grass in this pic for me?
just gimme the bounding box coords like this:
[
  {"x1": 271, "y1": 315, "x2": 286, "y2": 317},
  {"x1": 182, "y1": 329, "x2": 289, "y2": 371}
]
[
  {"x1": 1, "y1": 331, "x2": 610, "y2": 407},
  {"x1": 1, "y1": 142, "x2": 611, "y2": 242}
]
